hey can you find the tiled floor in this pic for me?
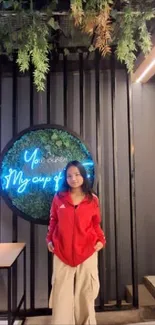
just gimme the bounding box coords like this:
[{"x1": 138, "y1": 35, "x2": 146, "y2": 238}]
[
  {"x1": 24, "y1": 310, "x2": 142, "y2": 325},
  {"x1": 24, "y1": 316, "x2": 155, "y2": 325},
  {"x1": 128, "y1": 323, "x2": 155, "y2": 325},
  {"x1": 0, "y1": 316, "x2": 155, "y2": 325},
  {"x1": 1, "y1": 307, "x2": 155, "y2": 325},
  {"x1": 0, "y1": 319, "x2": 155, "y2": 325}
]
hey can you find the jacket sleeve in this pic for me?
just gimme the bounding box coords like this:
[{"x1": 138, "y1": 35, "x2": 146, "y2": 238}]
[
  {"x1": 92, "y1": 196, "x2": 106, "y2": 246},
  {"x1": 46, "y1": 195, "x2": 58, "y2": 245}
]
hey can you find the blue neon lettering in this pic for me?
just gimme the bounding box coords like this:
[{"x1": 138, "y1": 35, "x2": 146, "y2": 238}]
[
  {"x1": 24, "y1": 148, "x2": 40, "y2": 169},
  {"x1": 5, "y1": 169, "x2": 25, "y2": 189},
  {"x1": 17, "y1": 178, "x2": 31, "y2": 193},
  {"x1": 5, "y1": 169, "x2": 17, "y2": 189},
  {"x1": 4, "y1": 169, "x2": 30, "y2": 193},
  {"x1": 12, "y1": 170, "x2": 23, "y2": 185},
  {"x1": 43, "y1": 177, "x2": 51, "y2": 188},
  {"x1": 5, "y1": 169, "x2": 23, "y2": 188},
  {"x1": 82, "y1": 162, "x2": 94, "y2": 167},
  {"x1": 32, "y1": 177, "x2": 39, "y2": 183},
  {"x1": 3, "y1": 148, "x2": 94, "y2": 194},
  {"x1": 4, "y1": 169, "x2": 61, "y2": 193},
  {"x1": 54, "y1": 172, "x2": 62, "y2": 191},
  {"x1": 32, "y1": 176, "x2": 51, "y2": 188}
]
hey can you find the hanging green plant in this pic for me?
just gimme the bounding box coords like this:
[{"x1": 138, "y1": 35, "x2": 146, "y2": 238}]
[
  {"x1": 16, "y1": 13, "x2": 50, "y2": 91},
  {"x1": 71, "y1": 0, "x2": 155, "y2": 72},
  {"x1": 0, "y1": 0, "x2": 155, "y2": 90},
  {"x1": 0, "y1": 0, "x2": 59, "y2": 91}
]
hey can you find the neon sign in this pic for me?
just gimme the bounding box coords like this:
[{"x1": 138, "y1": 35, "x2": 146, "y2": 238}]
[
  {"x1": 3, "y1": 148, "x2": 93, "y2": 194},
  {"x1": 24, "y1": 148, "x2": 40, "y2": 169},
  {"x1": 0, "y1": 127, "x2": 95, "y2": 224}
]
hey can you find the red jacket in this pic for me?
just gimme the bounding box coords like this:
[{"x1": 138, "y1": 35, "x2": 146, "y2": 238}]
[{"x1": 46, "y1": 191, "x2": 106, "y2": 267}]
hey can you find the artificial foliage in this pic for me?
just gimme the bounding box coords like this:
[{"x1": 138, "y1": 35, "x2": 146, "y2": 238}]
[
  {"x1": 0, "y1": 0, "x2": 59, "y2": 91},
  {"x1": 71, "y1": 0, "x2": 155, "y2": 72},
  {"x1": 0, "y1": 0, "x2": 155, "y2": 90},
  {"x1": 1, "y1": 128, "x2": 94, "y2": 223}
]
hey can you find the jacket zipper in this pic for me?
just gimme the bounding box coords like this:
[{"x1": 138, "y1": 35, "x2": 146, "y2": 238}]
[
  {"x1": 64, "y1": 200, "x2": 82, "y2": 266},
  {"x1": 72, "y1": 206, "x2": 76, "y2": 266}
]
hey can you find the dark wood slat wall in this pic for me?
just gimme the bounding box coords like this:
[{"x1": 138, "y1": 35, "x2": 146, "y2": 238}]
[
  {"x1": 12, "y1": 53, "x2": 18, "y2": 311},
  {"x1": 0, "y1": 58, "x2": 1, "y2": 243},
  {"x1": 29, "y1": 62, "x2": 35, "y2": 311},
  {"x1": 0, "y1": 52, "x2": 140, "y2": 313}
]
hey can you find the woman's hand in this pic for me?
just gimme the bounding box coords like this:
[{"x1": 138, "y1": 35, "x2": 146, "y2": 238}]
[
  {"x1": 94, "y1": 241, "x2": 104, "y2": 252},
  {"x1": 48, "y1": 242, "x2": 54, "y2": 253}
]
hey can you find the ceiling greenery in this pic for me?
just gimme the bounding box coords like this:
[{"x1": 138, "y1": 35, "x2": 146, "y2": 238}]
[{"x1": 0, "y1": 0, "x2": 154, "y2": 91}]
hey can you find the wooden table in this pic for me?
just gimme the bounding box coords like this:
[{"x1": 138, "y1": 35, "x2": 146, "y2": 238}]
[{"x1": 0, "y1": 243, "x2": 26, "y2": 325}]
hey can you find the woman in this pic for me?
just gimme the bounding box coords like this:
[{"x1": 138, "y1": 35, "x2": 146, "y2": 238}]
[{"x1": 46, "y1": 160, "x2": 106, "y2": 325}]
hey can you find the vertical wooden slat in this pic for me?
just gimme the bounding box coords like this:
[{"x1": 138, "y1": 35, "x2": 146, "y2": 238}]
[
  {"x1": 29, "y1": 61, "x2": 35, "y2": 310},
  {"x1": 79, "y1": 53, "x2": 84, "y2": 137},
  {"x1": 0, "y1": 58, "x2": 1, "y2": 150},
  {"x1": 12, "y1": 54, "x2": 18, "y2": 242},
  {"x1": 0, "y1": 57, "x2": 2, "y2": 242},
  {"x1": 110, "y1": 49, "x2": 122, "y2": 307},
  {"x1": 47, "y1": 57, "x2": 51, "y2": 124},
  {"x1": 46, "y1": 58, "x2": 53, "y2": 301},
  {"x1": 12, "y1": 53, "x2": 18, "y2": 311},
  {"x1": 126, "y1": 72, "x2": 138, "y2": 307},
  {"x1": 95, "y1": 51, "x2": 100, "y2": 195},
  {"x1": 95, "y1": 51, "x2": 105, "y2": 309},
  {"x1": 30, "y1": 62, "x2": 34, "y2": 127},
  {"x1": 63, "y1": 54, "x2": 67, "y2": 127}
]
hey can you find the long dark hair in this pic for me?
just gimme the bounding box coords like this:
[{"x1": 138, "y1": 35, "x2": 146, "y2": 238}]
[{"x1": 58, "y1": 160, "x2": 93, "y2": 199}]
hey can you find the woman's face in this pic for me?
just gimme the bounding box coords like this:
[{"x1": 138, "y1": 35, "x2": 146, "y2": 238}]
[{"x1": 66, "y1": 166, "x2": 84, "y2": 189}]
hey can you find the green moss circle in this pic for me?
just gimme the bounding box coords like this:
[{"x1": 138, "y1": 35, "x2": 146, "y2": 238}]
[{"x1": 1, "y1": 127, "x2": 95, "y2": 224}]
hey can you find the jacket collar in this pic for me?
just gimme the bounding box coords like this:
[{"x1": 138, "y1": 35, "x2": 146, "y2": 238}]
[{"x1": 59, "y1": 191, "x2": 89, "y2": 205}]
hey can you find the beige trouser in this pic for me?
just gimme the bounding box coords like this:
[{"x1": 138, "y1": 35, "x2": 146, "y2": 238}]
[{"x1": 49, "y1": 253, "x2": 99, "y2": 325}]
